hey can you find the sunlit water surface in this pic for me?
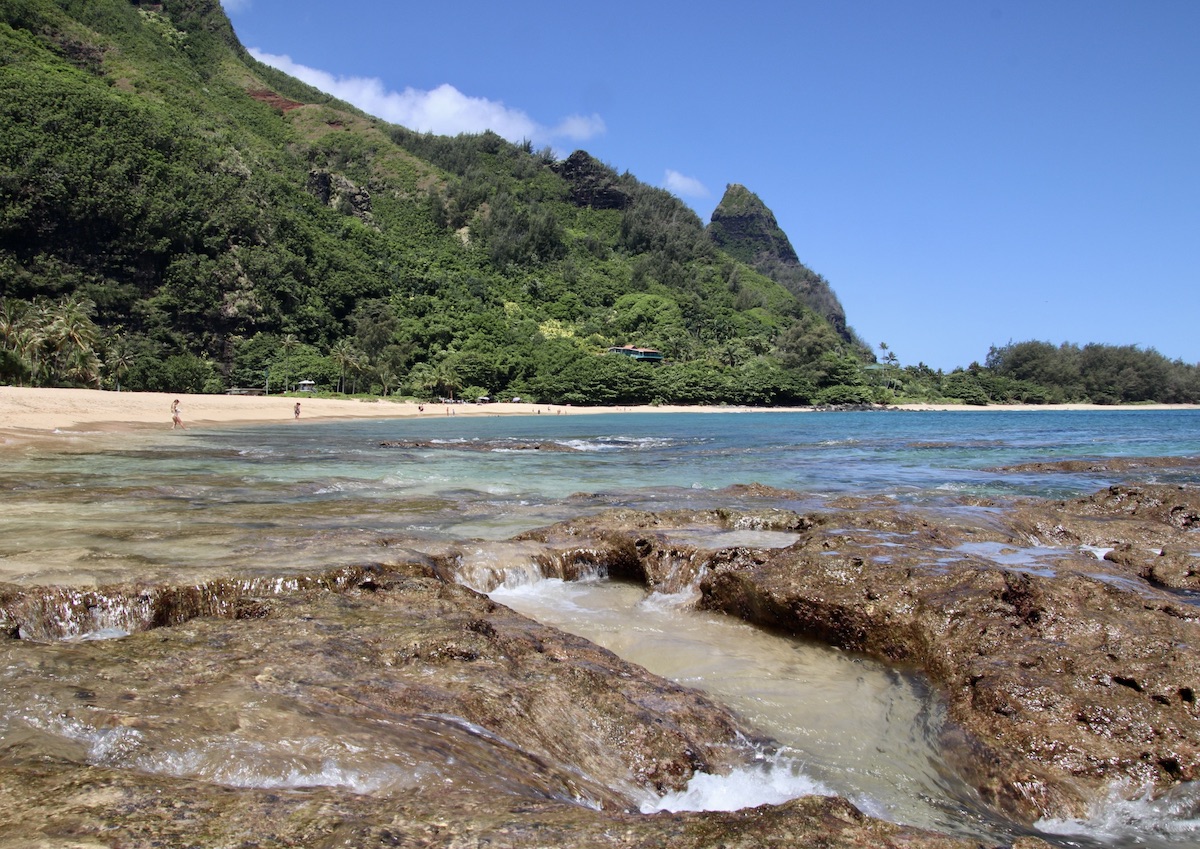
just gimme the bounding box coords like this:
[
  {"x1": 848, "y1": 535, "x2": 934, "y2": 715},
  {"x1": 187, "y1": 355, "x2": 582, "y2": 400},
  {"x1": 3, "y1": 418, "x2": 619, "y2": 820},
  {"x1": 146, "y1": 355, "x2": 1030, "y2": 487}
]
[{"x1": 3, "y1": 410, "x2": 1200, "y2": 845}]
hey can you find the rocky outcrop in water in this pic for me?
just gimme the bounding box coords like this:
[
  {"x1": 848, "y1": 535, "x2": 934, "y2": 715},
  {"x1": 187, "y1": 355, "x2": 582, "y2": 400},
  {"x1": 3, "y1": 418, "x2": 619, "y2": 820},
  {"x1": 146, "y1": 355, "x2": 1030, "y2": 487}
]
[
  {"x1": 520, "y1": 487, "x2": 1200, "y2": 823},
  {"x1": 0, "y1": 564, "x2": 997, "y2": 848},
  {"x1": 380, "y1": 438, "x2": 580, "y2": 452},
  {"x1": 989, "y1": 456, "x2": 1200, "y2": 475},
  {"x1": 9, "y1": 481, "x2": 1194, "y2": 842},
  {"x1": 1010, "y1": 484, "x2": 1200, "y2": 591}
]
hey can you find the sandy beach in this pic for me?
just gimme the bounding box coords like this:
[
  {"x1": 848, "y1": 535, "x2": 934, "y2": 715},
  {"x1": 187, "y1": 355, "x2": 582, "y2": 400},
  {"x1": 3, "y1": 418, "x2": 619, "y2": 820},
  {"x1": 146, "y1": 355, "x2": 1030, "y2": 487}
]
[
  {"x1": 0, "y1": 386, "x2": 755, "y2": 443},
  {"x1": 1, "y1": 386, "x2": 1196, "y2": 446}
]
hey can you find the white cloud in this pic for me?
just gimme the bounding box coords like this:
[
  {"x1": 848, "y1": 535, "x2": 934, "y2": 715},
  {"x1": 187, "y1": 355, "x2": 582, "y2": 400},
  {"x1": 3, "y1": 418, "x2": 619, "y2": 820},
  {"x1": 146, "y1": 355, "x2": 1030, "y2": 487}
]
[
  {"x1": 663, "y1": 169, "x2": 710, "y2": 199},
  {"x1": 249, "y1": 49, "x2": 604, "y2": 146},
  {"x1": 551, "y1": 113, "x2": 607, "y2": 141}
]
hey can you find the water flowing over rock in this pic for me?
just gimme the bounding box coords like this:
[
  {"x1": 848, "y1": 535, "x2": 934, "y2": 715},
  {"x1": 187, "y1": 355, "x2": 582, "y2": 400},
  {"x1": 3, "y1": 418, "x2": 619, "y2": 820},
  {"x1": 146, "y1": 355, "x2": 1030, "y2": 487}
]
[
  {"x1": 0, "y1": 562, "x2": 996, "y2": 848},
  {"x1": 490, "y1": 492, "x2": 1200, "y2": 828}
]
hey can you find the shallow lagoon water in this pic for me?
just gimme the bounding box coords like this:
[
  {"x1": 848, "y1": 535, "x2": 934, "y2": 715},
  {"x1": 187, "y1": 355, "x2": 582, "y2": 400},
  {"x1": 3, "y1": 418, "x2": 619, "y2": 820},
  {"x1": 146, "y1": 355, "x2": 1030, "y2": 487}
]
[{"x1": 2, "y1": 409, "x2": 1199, "y2": 846}]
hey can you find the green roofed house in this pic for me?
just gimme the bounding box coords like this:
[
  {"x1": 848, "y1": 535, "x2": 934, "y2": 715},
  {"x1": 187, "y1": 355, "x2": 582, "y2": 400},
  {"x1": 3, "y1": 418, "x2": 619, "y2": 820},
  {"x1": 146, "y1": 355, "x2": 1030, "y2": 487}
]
[{"x1": 607, "y1": 346, "x2": 664, "y2": 363}]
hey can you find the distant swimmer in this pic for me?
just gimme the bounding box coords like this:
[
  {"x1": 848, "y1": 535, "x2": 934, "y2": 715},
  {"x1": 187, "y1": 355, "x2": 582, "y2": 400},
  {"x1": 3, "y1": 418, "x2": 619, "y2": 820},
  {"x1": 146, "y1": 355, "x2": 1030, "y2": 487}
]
[{"x1": 171, "y1": 399, "x2": 184, "y2": 429}]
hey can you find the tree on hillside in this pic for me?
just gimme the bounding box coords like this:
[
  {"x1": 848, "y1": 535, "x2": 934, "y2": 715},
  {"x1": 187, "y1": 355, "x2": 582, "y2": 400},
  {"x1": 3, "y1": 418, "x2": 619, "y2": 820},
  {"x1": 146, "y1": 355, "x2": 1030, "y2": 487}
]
[{"x1": 280, "y1": 333, "x2": 299, "y2": 392}]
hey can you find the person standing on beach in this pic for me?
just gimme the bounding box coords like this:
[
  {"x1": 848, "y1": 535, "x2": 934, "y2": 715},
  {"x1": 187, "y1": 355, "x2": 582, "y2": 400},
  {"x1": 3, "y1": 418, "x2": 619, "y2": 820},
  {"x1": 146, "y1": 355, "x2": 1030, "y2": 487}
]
[
  {"x1": 171, "y1": 399, "x2": 184, "y2": 429},
  {"x1": 294, "y1": 402, "x2": 301, "y2": 420}
]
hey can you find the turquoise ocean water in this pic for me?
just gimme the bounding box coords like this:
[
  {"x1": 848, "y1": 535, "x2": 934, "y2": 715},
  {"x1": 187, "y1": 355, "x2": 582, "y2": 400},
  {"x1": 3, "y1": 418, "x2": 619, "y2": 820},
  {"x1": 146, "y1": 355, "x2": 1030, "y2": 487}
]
[
  {"x1": 3, "y1": 408, "x2": 1199, "y2": 584},
  {"x1": 3, "y1": 409, "x2": 1199, "y2": 847}
]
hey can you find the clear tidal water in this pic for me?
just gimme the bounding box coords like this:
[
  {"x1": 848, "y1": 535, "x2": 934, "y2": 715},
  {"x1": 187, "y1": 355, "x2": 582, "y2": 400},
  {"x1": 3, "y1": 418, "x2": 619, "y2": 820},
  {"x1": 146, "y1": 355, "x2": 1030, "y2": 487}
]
[
  {"x1": 2, "y1": 409, "x2": 1199, "y2": 845},
  {"x1": 5, "y1": 409, "x2": 1198, "y2": 586}
]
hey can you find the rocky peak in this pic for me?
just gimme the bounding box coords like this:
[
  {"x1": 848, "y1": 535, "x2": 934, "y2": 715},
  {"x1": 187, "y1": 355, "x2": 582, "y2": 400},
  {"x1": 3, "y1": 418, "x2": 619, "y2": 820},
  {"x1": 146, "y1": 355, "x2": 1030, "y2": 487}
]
[
  {"x1": 552, "y1": 150, "x2": 631, "y2": 210},
  {"x1": 708, "y1": 183, "x2": 800, "y2": 265},
  {"x1": 708, "y1": 184, "x2": 853, "y2": 344}
]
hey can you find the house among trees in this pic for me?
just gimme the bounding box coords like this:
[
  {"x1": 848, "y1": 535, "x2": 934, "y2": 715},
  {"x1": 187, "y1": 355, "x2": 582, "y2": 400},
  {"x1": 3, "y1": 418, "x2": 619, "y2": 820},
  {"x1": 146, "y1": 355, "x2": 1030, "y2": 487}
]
[
  {"x1": 606, "y1": 346, "x2": 664, "y2": 364},
  {"x1": 297, "y1": 380, "x2": 316, "y2": 392}
]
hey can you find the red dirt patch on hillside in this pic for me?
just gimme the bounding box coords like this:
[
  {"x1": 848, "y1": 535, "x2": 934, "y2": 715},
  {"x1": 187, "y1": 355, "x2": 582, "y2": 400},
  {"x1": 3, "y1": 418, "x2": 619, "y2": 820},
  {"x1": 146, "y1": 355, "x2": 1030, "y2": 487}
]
[{"x1": 247, "y1": 89, "x2": 303, "y2": 111}]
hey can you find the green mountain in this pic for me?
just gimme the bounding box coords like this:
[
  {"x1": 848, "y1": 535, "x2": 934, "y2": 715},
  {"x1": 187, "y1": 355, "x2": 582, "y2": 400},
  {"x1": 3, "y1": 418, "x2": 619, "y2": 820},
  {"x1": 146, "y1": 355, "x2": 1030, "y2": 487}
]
[
  {"x1": 708, "y1": 184, "x2": 853, "y2": 343},
  {"x1": 0, "y1": 0, "x2": 872, "y2": 404}
]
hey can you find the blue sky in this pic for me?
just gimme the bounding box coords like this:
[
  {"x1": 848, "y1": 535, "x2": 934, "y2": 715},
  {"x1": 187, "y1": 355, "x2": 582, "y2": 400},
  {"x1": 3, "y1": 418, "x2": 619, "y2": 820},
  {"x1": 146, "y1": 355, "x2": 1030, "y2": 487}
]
[{"x1": 222, "y1": 0, "x2": 1199, "y2": 371}]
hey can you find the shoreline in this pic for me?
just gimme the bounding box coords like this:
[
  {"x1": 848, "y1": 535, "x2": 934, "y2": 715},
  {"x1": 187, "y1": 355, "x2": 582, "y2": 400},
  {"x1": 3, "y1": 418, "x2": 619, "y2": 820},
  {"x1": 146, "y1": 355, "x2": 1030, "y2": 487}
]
[{"x1": 1, "y1": 386, "x2": 1196, "y2": 447}]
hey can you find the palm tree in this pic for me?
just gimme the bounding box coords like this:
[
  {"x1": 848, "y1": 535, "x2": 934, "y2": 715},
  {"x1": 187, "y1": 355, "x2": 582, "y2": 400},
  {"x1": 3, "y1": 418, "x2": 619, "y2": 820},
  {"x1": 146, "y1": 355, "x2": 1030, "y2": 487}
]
[
  {"x1": 330, "y1": 339, "x2": 356, "y2": 394},
  {"x1": 105, "y1": 334, "x2": 133, "y2": 391},
  {"x1": 0, "y1": 297, "x2": 23, "y2": 353},
  {"x1": 377, "y1": 364, "x2": 397, "y2": 397},
  {"x1": 47, "y1": 296, "x2": 99, "y2": 387},
  {"x1": 879, "y1": 342, "x2": 900, "y2": 391},
  {"x1": 0, "y1": 298, "x2": 30, "y2": 384},
  {"x1": 406, "y1": 363, "x2": 437, "y2": 400},
  {"x1": 63, "y1": 346, "x2": 101, "y2": 388},
  {"x1": 280, "y1": 333, "x2": 299, "y2": 392},
  {"x1": 16, "y1": 310, "x2": 49, "y2": 386},
  {"x1": 434, "y1": 357, "x2": 461, "y2": 402},
  {"x1": 52, "y1": 295, "x2": 99, "y2": 354},
  {"x1": 348, "y1": 350, "x2": 367, "y2": 394}
]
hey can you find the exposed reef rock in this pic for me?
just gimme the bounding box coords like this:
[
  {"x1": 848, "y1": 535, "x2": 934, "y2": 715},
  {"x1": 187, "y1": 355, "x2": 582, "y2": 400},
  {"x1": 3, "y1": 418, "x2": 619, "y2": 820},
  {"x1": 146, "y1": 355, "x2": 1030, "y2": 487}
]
[
  {"x1": 1009, "y1": 484, "x2": 1200, "y2": 589},
  {"x1": 0, "y1": 565, "x2": 991, "y2": 848},
  {"x1": 520, "y1": 490, "x2": 1200, "y2": 823},
  {"x1": 0, "y1": 764, "x2": 991, "y2": 849},
  {"x1": 380, "y1": 438, "x2": 580, "y2": 452},
  {"x1": 5, "y1": 483, "x2": 1196, "y2": 838},
  {"x1": 990, "y1": 456, "x2": 1200, "y2": 475}
]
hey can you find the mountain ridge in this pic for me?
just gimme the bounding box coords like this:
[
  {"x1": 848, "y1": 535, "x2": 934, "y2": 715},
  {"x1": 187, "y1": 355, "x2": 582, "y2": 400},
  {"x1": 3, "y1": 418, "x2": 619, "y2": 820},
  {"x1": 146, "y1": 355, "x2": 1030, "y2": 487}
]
[
  {"x1": 708, "y1": 183, "x2": 851, "y2": 342},
  {"x1": 1, "y1": 0, "x2": 865, "y2": 406}
]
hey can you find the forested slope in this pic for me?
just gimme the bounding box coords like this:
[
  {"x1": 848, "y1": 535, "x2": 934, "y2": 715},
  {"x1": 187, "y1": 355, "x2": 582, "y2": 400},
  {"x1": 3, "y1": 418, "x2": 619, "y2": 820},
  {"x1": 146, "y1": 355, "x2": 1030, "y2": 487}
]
[
  {"x1": 2, "y1": 0, "x2": 1195, "y2": 405},
  {"x1": 0, "y1": 0, "x2": 875, "y2": 405}
]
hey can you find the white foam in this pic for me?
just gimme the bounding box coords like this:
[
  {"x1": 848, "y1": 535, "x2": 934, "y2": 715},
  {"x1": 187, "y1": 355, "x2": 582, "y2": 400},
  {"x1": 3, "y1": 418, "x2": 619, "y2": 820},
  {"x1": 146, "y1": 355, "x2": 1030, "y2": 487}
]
[
  {"x1": 141, "y1": 747, "x2": 415, "y2": 794},
  {"x1": 640, "y1": 760, "x2": 833, "y2": 813},
  {"x1": 640, "y1": 588, "x2": 700, "y2": 612},
  {"x1": 554, "y1": 438, "x2": 623, "y2": 452},
  {"x1": 1036, "y1": 783, "x2": 1200, "y2": 844},
  {"x1": 491, "y1": 576, "x2": 569, "y2": 599},
  {"x1": 66, "y1": 626, "x2": 132, "y2": 642}
]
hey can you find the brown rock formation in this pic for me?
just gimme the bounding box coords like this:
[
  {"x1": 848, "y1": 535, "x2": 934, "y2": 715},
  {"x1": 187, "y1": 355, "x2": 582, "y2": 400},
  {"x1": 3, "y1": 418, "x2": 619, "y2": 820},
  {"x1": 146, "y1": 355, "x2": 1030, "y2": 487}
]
[
  {"x1": 552, "y1": 150, "x2": 632, "y2": 210},
  {"x1": 0, "y1": 564, "x2": 990, "y2": 848},
  {"x1": 519, "y1": 491, "x2": 1200, "y2": 823}
]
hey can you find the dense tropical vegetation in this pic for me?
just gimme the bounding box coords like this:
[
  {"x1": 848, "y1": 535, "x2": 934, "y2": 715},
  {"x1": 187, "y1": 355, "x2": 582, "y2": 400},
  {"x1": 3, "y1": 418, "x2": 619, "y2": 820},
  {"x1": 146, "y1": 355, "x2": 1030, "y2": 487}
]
[{"x1": 1, "y1": 0, "x2": 1196, "y2": 406}]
